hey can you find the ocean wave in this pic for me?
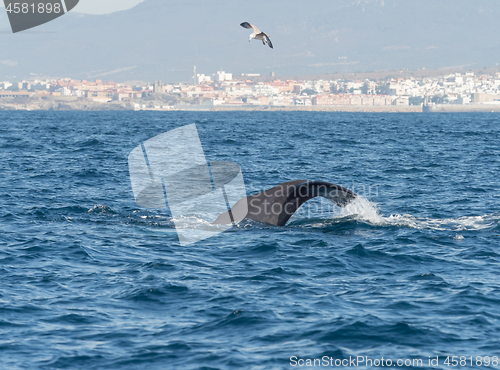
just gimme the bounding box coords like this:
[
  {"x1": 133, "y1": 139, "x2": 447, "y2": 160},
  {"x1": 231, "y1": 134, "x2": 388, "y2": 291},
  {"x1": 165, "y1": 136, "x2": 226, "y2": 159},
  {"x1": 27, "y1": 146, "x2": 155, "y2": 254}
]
[{"x1": 88, "y1": 205, "x2": 116, "y2": 214}]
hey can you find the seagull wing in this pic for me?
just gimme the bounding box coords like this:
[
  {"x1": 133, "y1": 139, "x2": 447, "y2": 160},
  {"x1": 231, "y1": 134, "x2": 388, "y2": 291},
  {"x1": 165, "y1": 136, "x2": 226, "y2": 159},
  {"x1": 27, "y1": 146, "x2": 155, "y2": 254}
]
[
  {"x1": 263, "y1": 33, "x2": 273, "y2": 49},
  {"x1": 240, "y1": 22, "x2": 261, "y2": 34}
]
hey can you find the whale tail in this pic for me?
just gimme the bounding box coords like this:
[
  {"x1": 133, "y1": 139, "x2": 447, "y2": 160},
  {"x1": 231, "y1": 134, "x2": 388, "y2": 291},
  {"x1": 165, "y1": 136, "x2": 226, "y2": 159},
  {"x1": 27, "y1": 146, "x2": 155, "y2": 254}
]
[{"x1": 213, "y1": 180, "x2": 357, "y2": 226}]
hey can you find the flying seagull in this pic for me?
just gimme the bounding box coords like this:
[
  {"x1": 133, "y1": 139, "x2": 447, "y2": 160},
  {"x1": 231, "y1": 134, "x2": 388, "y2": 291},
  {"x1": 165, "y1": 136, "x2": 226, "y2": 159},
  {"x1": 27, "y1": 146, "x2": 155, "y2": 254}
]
[{"x1": 240, "y1": 22, "x2": 273, "y2": 49}]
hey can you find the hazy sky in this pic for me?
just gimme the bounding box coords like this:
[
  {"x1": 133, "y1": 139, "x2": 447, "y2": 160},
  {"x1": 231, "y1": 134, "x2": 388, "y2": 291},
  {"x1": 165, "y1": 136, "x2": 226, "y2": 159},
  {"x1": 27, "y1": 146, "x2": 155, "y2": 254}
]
[
  {"x1": 2, "y1": 0, "x2": 499, "y2": 82},
  {"x1": 1, "y1": 0, "x2": 146, "y2": 14}
]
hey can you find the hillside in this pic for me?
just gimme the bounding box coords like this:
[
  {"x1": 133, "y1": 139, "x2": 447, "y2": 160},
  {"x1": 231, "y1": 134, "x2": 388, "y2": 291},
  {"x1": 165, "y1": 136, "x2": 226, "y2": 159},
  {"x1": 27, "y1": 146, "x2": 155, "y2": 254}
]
[{"x1": 1, "y1": 0, "x2": 499, "y2": 82}]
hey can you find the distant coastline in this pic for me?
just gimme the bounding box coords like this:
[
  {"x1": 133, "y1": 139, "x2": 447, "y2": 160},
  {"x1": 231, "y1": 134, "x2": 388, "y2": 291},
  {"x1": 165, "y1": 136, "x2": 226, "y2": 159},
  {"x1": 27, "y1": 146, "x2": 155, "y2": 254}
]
[
  {"x1": 3, "y1": 98, "x2": 500, "y2": 113},
  {"x1": 2, "y1": 66, "x2": 500, "y2": 113}
]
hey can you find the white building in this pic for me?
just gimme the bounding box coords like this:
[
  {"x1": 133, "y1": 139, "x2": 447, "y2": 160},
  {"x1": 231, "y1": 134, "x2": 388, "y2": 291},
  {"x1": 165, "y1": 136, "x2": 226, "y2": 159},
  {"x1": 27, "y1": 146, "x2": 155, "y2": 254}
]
[
  {"x1": 204, "y1": 98, "x2": 225, "y2": 106},
  {"x1": 293, "y1": 97, "x2": 312, "y2": 106},
  {"x1": 57, "y1": 87, "x2": 72, "y2": 96},
  {"x1": 224, "y1": 85, "x2": 253, "y2": 97},
  {"x1": 215, "y1": 71, "x2": 233, "y2": 82},
  {"x1": 196, "y1": 74, "x2": 211, "y2": 84},
  {"x1": 253, "y1": 83, "x2": 279, "y2": 96},
  {"x1": 456, "y1": 94, "x2": 471, "y2": 104}
]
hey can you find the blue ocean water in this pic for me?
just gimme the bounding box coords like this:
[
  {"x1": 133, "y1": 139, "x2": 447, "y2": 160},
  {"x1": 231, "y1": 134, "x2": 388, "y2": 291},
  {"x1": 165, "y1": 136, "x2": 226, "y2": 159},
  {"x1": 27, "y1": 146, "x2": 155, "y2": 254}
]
[{"x1": 1, "y1": 111, "x2": 500, "y2": 369}]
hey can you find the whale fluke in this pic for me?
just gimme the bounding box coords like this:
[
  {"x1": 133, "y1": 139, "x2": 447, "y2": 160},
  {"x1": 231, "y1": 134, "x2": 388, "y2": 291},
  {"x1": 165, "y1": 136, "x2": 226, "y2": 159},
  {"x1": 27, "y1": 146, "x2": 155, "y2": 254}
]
[{"x1": 213, "y1": 180, "x2": 357, "y2": 226}]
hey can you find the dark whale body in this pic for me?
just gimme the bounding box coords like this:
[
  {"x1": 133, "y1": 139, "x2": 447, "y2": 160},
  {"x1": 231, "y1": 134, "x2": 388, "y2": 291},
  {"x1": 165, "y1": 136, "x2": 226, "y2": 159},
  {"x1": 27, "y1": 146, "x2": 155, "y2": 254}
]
[{"x1": 214, "y1": 180, "x2": 357, "y2": 226}]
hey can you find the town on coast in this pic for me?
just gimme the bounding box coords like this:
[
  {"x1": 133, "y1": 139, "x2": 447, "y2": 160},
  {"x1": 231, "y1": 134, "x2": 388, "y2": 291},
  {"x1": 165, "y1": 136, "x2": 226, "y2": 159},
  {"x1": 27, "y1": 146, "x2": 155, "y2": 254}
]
[{"x1": 2, "y1": 68, "x2": 500, "y2": 112}]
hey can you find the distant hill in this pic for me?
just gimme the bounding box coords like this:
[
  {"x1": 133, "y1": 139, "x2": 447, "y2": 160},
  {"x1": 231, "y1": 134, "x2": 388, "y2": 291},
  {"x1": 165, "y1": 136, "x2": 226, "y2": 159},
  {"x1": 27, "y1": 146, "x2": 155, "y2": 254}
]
[{"x1": 1, "y1": 0, "x2": 499, "y2": 82}]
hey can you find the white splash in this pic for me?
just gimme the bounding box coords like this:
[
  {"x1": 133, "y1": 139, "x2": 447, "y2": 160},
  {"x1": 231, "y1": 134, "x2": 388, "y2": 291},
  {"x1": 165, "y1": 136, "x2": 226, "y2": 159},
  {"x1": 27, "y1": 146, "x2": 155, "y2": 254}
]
[
  {"x1": 339, "y1": 196, "x2": 498, "y2": 231},
  {"x1": 143, "y1": 195, "x2": 498, "y2": 234}
]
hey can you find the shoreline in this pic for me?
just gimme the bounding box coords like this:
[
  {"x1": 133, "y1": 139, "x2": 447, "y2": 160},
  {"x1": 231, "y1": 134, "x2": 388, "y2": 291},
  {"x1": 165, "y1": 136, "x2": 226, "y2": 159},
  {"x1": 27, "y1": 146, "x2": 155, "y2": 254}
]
[
  {"x1": 208, "y1": 105, "x2": 421, "y2": 113},
  {"x1": 2, "y1": 97, "x2": 500, "y2": 113}
]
